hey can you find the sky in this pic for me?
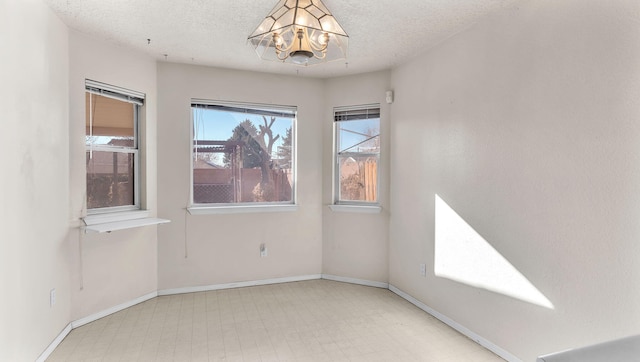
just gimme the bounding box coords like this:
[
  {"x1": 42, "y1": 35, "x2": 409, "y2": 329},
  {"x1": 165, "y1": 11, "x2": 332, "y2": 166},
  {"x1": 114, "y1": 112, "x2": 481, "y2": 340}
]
[
  {"x1": 192, "y1": 107, "x2": 292, "y2": 153},
  {"x1": 337, "y1": 118, "x2": 380, "y2": 154}
]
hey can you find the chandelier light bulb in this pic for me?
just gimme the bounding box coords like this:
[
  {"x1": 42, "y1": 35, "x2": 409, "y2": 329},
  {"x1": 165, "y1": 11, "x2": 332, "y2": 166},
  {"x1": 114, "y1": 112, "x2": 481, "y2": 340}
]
[
  {"x1": 318, "y1": 32, "x2": 329, "y2": 46},
  {"x1": 272, "y1": 33, "x2": 283, "y2": 46}
]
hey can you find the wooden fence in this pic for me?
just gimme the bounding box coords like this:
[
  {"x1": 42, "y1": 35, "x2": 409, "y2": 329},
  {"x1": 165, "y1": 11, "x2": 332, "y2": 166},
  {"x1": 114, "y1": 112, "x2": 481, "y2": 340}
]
[{"x1": 364, "y1": 158, "x2": 377, "y2": 202}]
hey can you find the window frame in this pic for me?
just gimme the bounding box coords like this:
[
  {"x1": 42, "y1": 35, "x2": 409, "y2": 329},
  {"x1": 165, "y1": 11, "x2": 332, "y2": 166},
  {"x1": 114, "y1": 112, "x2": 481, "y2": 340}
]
[
  {"x1": 85, "y1": 80, "x2": 143, "y2": 215},
  {"x1": 333, "y1": 104, "x2": 381, "y2": 207},
  {"x1": 189, "y1": 99, "x2": 297, "y2": 211}
]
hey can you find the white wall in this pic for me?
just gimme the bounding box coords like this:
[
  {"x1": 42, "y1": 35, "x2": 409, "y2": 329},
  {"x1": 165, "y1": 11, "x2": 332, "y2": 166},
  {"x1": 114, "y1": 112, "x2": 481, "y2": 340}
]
[
  {"x1": 322, "y1": 71, "x2": 391, "y2": 283},
  {"x1": 68, "y1": 31, "x2": 160, "y2": 320},
  {"x1": 157, "y1": 64, "x2": 324, "y2": 289},
  {"x1": 0, "y1": 0, "x2": 71, "y2": 360},
  {"x1": 389, "y1": 0, "x2": 640, "y2": 360}
]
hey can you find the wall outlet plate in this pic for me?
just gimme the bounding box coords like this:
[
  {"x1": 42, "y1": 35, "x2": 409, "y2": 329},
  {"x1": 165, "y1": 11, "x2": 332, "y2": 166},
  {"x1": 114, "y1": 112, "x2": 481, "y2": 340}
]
[
  {"x1": 50, "y1": 288, "x2": 56, "y2": 307},
  {"x1": 419, "y1": 263, "x2": 426, "y2": 276}
]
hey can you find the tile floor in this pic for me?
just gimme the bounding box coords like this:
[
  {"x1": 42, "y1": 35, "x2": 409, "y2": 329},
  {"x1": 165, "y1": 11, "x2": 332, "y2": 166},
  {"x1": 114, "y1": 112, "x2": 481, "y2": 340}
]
[{"x1": 47, "y1": 280, "x2": 504, "y2": 361}]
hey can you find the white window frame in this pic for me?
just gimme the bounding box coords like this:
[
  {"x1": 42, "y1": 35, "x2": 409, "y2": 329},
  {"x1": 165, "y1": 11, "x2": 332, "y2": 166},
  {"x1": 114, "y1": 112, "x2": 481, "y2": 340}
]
[
  {"x1": 85, "y1": 80, "x2": 143, "y2": 216},
  {"x1": 333, "y1": 104, "x2": 381, "y2": 208},
  {"x1": 188, "y1": 99, "x2": 298, "y2": 214}
]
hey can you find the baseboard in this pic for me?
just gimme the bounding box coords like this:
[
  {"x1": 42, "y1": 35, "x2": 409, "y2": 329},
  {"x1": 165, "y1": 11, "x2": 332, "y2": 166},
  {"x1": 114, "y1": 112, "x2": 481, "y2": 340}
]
[
  {"x1": 321, "y1": 274, "x2": 389, "y2": 289},
  {"x1": 157, "y1": 274, "x2": 322, "y2": 296},
  {"x1": 36, "y1": 322, "x2": 72, "y2": 362},
  {"x1": 71, "y1": 291, "x2": 158, "y2": 329},
  {"x1": 388, "y1": 284, "x2": 521, "y2": 362}
]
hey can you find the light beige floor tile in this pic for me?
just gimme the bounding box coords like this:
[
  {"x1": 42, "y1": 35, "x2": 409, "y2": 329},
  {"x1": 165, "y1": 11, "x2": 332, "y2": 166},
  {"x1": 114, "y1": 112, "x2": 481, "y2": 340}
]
[{"x1": 46, "y1": 280, "x2": 504, "y2": 362}]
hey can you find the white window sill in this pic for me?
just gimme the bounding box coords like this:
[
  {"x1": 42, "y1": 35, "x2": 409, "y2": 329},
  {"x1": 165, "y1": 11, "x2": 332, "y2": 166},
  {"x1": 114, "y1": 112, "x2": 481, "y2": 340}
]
[
  {"x1": 83, "y1": 210, "x2": 170, "y2": 233},
  {"x1": 187, "y1": 204, "x2": 298, "y2": 215},
  {"x1": 328, "y1": 204, "x2": 382, "y2": 214}
]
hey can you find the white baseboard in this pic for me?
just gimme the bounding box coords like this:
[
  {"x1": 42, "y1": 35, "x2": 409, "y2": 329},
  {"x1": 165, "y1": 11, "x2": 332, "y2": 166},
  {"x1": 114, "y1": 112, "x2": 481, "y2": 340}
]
[
  {"x1": 321, "y1": 274, "x2": 389, "y2": 289},
  {"x1": 36, "y1": 322, "x2": 72, "y2": 362},
  {"x1": 157, "y1": 274, "x2": 322, "y2": 296},
  {"x1": 71, "y1": 291, "x2": 158, "y2": 329},
  {"x1": 388, "y1": 284, "x2": 521, "y2": 362}
]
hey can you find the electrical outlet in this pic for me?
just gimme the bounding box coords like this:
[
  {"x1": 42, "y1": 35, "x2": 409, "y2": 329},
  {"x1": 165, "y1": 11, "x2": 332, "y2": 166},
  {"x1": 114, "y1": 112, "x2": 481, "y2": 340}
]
[
  {"x1": 260, "y1": 243, "x2": 268, "y2": 257},
  {"x1": 50, "y1": 289, "x2": 56, "y2": 307},
  {"x1": 419, "y1": 263, "x2": 426, "y2": 277}
]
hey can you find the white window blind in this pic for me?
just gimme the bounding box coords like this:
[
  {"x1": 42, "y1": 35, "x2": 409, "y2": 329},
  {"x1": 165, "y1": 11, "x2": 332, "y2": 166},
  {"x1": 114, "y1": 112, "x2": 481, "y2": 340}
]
[
  {"x1": 191, "y1": 99, "x2": 296, "y2": 118},
  {"x1": 85, "y1": 79, "x2": 145, "y2": 106},
  {"x1": 334, "y1": 105, "x2": 380, "y2": 122}
]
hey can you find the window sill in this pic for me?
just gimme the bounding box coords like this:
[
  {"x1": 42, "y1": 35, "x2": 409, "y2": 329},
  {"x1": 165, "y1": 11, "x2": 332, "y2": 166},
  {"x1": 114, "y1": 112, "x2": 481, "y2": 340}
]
[
  {"x1": 83, "y1": 210, "x2": 170, "y2": 233},
  {"x1": 328, "y1": 204, "x2": 382, "y2": 214},
  {"x1": 187, "y1": 204, "x2": 298, "y2": 215}
]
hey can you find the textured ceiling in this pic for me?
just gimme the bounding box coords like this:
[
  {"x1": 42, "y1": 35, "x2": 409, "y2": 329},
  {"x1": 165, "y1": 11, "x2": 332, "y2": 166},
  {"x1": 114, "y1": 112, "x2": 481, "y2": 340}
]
[{"x1": 44, "y1": 0, "x2": 521, "y2": 78}]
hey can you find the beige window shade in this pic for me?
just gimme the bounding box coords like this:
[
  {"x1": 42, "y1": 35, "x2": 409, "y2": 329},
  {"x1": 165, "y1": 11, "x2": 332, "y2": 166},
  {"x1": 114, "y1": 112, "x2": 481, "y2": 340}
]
[{"x1": 85, "y1": 93, "x2": 134, "y2": 137}]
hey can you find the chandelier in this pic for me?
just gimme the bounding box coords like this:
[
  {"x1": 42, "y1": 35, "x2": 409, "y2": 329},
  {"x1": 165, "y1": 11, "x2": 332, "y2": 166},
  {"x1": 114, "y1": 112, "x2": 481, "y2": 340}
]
[{"x1": 248, "y1": 0, "x2": 348, "y2": 66}]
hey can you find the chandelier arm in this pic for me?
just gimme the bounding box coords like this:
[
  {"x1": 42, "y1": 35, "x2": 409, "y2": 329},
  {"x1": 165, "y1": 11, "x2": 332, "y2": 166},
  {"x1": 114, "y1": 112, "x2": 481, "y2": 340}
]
[
  {"x1": 275, "y1": 51, "x2": 290, "y2": 61},
  {"x1": 275, "y1": 41, "x2": 295, "y2": 53},
  {"x1": 309, "y1": 39, "x2": 329, "y2": 59},
  {"x1": 272, "y1": 31, "x2": 296, "y2": 61},
  {"x1": 307, "y1": 29, "x2": 330, "y2": 52},
  {"x1": 309, "y1": 42, "x2": 329, "y2": 52},
  {"x1": 312, "y1": 51, "x2": 327, "y2": 60}
]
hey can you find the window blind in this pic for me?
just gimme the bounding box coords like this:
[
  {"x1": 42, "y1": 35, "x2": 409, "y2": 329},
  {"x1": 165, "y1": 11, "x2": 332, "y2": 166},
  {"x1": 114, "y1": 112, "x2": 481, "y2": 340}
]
[
  {"x1": 334, "y1": 105, "x2": 380, "y2": 122},
  {"x1": 85, "y1": 79, "x2": 145, "y2": 106},
  {"x1": 191, "y1": 99, "x2": 296, "y2": 118}
]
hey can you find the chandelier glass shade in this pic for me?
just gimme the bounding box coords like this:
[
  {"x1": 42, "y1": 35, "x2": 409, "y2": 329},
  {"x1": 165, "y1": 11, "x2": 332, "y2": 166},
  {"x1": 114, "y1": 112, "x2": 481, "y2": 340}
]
[{"x1": 248, "y1": 0, "x2": 348, "y2": 66}]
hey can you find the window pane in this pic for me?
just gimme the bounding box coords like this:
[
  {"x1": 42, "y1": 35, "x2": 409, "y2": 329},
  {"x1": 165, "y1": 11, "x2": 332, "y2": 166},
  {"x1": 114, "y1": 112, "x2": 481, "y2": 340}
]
[
  {"x1": 334, "y1": 106, "x2": 380, "y2": 204},
  {"x1": 338, "y1": 155, "x2": 378, "y2": 202},
  {"x1": 86, "y1": 93, "x2": 135, "y2": 147},
  {"x1": 337, "y1": 118, "x2": 380, "y2": 154},
  {"x1": 192, "y1": 104, "x2": 295, "y2": 204},
  {"x1": 86, "y1": 151, "x2": 135, "y2": 209}
]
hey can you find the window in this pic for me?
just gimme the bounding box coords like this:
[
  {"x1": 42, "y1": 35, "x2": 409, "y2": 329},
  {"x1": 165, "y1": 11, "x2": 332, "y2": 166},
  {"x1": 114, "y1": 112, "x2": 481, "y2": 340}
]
[
  {"x1": 334, "y1": 105, "x2": 380, "y2": 205},
  {"x1": 85, "y1": 80, "x2": 143, "y2": 213},
  {"x1": 191, "y1": 100, "x2": 296, "y2": 206}
]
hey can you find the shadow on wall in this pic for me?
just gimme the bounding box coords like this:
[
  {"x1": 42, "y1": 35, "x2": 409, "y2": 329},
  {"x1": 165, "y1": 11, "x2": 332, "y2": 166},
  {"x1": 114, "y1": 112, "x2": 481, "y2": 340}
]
[{"x1": 434, "y1": 194, "x2": 554, "y2": 309}]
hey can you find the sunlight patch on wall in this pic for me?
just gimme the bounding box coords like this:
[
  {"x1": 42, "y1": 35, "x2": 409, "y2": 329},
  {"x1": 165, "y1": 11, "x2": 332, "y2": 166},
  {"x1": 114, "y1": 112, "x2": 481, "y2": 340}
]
[{"x1": 434, "y1": 195, "x2": 554, "y2": 309}]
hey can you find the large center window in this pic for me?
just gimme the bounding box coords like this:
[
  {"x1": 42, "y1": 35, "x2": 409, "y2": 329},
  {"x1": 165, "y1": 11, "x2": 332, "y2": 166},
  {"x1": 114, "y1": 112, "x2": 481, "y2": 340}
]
[{"x1": 191, "y1": 100, "x2": 296, "y2": 206}]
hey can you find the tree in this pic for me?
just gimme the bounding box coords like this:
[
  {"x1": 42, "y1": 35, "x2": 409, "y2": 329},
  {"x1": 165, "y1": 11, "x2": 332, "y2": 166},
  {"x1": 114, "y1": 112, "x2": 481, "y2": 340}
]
[
  {"x1": 224, "y1": 117, "x2": 280, "y2": 201},
  {"x1": 223, "y1": 120, "x2": 263, "y2": 168},
  {"x1": 276, "y1": 127, "x2": 292, "y2": 169},
  {"x1": 366, "y1": 126, "x2": 380, "y2": 151}
]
